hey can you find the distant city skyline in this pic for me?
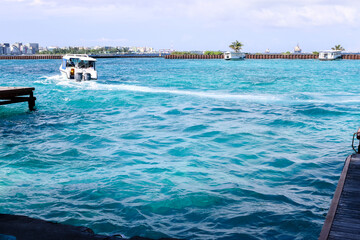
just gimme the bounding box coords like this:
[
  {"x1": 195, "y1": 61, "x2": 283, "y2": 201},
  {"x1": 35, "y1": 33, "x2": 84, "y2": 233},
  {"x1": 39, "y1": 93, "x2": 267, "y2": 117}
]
[{"x1": 2, "y1": 0, "x2": 360, "y2": 52}]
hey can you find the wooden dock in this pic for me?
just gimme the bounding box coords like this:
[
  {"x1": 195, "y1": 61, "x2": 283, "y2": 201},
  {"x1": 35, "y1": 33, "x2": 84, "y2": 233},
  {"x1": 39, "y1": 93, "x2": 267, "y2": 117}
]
[
  {"x1": 0, "y1": 87, "x2": 36, "y2": 110},
  {"x1": 319, "y1": 154, "x2": 360, "y2": 239}
]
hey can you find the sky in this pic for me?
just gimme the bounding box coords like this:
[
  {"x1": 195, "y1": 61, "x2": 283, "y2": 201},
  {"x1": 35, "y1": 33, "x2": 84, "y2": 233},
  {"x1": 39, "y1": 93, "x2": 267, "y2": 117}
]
[{"x1": 2, "y1": 0, "x2": 360, "y2": 52}]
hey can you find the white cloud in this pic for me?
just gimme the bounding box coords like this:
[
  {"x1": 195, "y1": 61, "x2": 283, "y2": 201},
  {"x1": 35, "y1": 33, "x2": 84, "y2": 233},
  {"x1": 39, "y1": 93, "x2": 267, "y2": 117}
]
[
  {"x1": 2, "y1": 0, "x2": 360, "y2": 50},
  {"x1": 250, "y1": 4, "x2": 357, "y2": 27},
  {"x1": 3, "y1": 0, "x2": 359, "y2": 27}
]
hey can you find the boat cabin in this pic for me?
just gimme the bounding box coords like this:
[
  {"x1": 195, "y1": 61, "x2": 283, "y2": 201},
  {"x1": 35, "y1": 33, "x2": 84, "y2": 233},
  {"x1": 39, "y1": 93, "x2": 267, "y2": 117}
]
[
  {"x1": 318, "y1": 50, "x2": 342, "y2": 61},
  {"x1": 59, "y1": 54, "x2": 98, "y2": 81},
  {"x1": 224, "y1": 52, "x2": 245, "y2": 60}
]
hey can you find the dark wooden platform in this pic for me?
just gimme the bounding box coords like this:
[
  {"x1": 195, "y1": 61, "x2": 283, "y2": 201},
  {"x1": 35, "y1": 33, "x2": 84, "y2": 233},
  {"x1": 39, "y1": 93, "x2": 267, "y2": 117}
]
[
  {"x1": 0, "y1": 87, "x2": 36, "y2": 110},
  {"x1": 319, "y1": 154, "x2": 360, "y2": 239},
  {"x1": 0, "y1": 213, "x2": 181, "y2": 240}
]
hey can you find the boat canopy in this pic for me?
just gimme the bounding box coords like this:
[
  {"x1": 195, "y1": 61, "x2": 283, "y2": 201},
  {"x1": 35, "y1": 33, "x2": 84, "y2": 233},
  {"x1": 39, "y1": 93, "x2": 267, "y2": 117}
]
[
  {"x1": 319, "y1": 50, "x2": 342, "y2": 53},
  {"x1": 62, "y1": 54, "x2": 97, "y2": 62}
]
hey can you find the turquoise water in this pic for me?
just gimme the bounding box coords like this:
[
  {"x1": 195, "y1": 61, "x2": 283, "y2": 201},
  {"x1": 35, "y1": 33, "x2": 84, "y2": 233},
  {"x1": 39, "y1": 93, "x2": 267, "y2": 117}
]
[{"x1": 0, "y1": 58, "x2": 359, "y2": 239}]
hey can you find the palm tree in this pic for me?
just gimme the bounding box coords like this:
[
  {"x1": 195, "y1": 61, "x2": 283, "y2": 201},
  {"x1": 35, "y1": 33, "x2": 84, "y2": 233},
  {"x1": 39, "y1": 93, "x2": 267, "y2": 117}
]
[
  {"x1": 229, "y1": 40, "x2": 243, "y2": 53},
  {"x1": 331, "y1": 45, "x2": 345, "y2": 51}
]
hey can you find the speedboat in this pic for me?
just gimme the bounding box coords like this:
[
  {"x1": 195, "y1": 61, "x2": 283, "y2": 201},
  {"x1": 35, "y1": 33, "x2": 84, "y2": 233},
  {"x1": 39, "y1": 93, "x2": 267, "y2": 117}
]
[
  {"x1": 318, "y1": 50, "x2": 342, "y2": 61},
  {"x1": 224, "y1": 51, "x2": 245, "y2": 60},
  {"x1": 59, "y1": 54, "x2": 97, "y2": 81}
]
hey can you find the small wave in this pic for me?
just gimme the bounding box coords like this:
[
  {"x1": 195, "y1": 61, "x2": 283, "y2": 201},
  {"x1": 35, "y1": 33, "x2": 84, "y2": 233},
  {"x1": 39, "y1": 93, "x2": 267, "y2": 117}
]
[{"x1": 34, "y1": 75, "x2": 65, "y2": 84}]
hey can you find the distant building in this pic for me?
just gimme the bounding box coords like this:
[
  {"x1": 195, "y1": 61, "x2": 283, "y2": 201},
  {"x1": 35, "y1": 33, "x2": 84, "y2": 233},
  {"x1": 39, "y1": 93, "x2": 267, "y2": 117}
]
[
  {"x1": 21, "y1": 45, "x2": 34, "y2": 55},
  {"x1": 130, "y1": 46, "x2": 155, "y2": 53},
  {"x1": 26, "y1": 43, "x2": 39, "y2": 54},
  {"x1": 3, "y1": 43, "x2": 11, "y2": 54},
  {"x1": 11, "y1": 43, "x2": 22, "y2": 54},
  {"x1": 47, "y1": 46, "x2": 59, "y2": 51},
  {"x1": 159, "y1": 49, "x2": 173, "y2": 54},
  {"x1": 190, "y1": 51, "x2": 203, "y2": 54},
  {"x1": 294, "y1": 44, "x2": 301, "y2": 53},
  {"x1": 0, "y1": 42, "x2": 39, "y2": 55},
  {"x1": 13, "y1": 42, "x2": 22, "y2": 49}
]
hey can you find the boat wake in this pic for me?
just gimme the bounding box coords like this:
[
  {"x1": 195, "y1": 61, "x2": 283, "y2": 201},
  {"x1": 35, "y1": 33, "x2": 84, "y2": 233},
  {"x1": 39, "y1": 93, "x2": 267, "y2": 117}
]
[
  {"x1": 84, "y1": 82, "x2": 280, "y2": 101},
  {"x1": 37, "y1": 75, "x2": 280, "y2": 102},
  {"x1": 37, "y1": 75, "x2": 360, "y2": 104}
]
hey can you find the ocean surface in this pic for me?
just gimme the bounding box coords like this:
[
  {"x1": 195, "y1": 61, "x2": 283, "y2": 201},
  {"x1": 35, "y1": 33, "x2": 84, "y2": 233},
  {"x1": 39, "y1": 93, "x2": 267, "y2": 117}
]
[{"x1": 0, "y1": 58, "x2": 359, "y2": 239}]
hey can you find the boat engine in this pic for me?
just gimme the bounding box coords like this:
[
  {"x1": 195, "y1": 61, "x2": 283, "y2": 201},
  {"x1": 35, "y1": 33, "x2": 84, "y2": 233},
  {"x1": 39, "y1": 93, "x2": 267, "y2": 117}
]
[
  {"x1": 84, "y1": 73, "x2": 91, "y2": 81},
  {"x1": 75, "y1": 73, "x2": 83, "y2": 81}
]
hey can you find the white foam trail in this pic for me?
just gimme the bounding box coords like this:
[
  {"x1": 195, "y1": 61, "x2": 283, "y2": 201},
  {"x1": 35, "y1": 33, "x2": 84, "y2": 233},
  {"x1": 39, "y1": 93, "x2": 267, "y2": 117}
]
[
  {"x1": 83, "y1": 81, "x2": 280, "y2": 101},
  {"x1": 35, "y1": 75, "x2": 65, "y2": 84},
  {"x1": 38, "y1": 75, "x2": 279, "y2": 101},
  {"x1": 39, "y1": 75, "x2": 360, "y2": 104}
]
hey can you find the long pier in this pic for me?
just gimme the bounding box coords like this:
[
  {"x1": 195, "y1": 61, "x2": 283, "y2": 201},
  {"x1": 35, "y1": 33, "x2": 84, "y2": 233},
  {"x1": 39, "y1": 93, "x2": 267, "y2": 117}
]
[
  {"x1": 319, "y1": 153, "x2": 360, "y2": 239},
  {"x1": 0, "y1": 87, "x2": 36, "y2": 110}
]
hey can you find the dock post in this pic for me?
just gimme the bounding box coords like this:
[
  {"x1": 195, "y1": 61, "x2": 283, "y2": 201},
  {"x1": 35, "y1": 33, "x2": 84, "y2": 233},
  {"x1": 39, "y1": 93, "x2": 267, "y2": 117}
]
[{"x1": 28, "y1": 91, "x2": 36, "y2": 111}]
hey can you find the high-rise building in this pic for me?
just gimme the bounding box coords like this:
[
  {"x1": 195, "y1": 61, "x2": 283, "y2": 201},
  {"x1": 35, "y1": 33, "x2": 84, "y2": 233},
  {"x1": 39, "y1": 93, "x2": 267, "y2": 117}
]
[
  {"x1": 11, "y1": 44, "x2": 21, "y2": 55},
  {"x1": 2, "y1": 43, "x2": 10, "y2": 55},
  {"x1": 25, "y1": 43, "x2": 39, "y2": 54},
  {"x1": 29, "y1": 43, "x2": 39, "y2": 53},
  {"x1": 13, "y1": 42, "x2": 22, "y2": 49}
]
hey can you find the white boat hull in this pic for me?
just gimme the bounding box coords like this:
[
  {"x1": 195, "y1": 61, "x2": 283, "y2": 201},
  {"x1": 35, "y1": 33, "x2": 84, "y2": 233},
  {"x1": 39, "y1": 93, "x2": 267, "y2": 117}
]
[
  {"x1": 59, "y1": 54, "x2": 98, "y2": 81},
  {"x1": 224, "y1": 52, "x2": 245, "y2": 60}
]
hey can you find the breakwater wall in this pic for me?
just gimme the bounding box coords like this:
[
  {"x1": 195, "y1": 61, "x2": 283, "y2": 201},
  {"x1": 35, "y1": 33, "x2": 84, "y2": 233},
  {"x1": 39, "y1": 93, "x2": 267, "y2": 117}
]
[
  {"x1": 165, "y1": 54, "x2": 317, "y2": 59},
  {"x1": 342, "y1": 54, "x2": 360, "y2": 59},
  {"x1": 0, "y1": 54, "x2": 165, "y2": 60},
  {"x1": 165, "y1": 54, "x2": 360, "y2": 60},
  {"x1": 3, "y1": 54, "x2": 360, "y2": 60},
  {"x1": 0, "y1": 55, "x2": 62, "y2": 60},
  {"x1": 91, "y1": 54, "x2": 163, "y2": 58},
  {"x1": 166, "y1": 55, "x2": 223, "y2": 59},
  {"x1": 246, "y1": 54, "x2": 317, "y2": 59}
]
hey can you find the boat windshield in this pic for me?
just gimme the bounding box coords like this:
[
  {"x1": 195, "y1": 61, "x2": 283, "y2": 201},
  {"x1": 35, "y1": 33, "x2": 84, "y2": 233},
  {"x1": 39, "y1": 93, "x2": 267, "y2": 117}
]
[
  {"x1": 66, "y1": 59, "x2": 75, "y2": 67},
  {"x1": 77, "y1": 60, "x2": 96, "y2": 69}
]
